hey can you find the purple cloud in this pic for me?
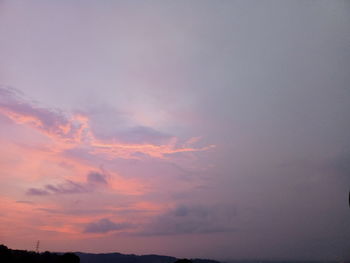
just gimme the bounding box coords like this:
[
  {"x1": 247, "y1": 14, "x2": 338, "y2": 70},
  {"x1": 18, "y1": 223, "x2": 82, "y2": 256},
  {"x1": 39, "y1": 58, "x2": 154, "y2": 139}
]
[
  {"x1": 87, "y1": 171, "x2": 108, "y2": 185},
  {"x1": 84, "y1": 218, "x2": 131, "y2": 233},
  {"x1": 26, "y1": 188, "x2": 50, "y2": 196},
  {"x1": 45, "y1": 180, "x2": 88, "y2": 194},
  {"x1": 27, "y1": 181, "x2": 88, "y2": 196},
  {"x1": 0, "y1": 86, "x2": 81, "y2": 140},
  {"x1": 26, "y1": 171, "x2": 109, "y2": 196}
]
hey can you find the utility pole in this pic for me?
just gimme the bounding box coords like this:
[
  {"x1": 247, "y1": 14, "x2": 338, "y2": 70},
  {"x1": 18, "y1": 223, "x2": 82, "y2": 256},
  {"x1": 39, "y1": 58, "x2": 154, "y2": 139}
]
[{"x1": 35, "y1": 240, "x2": 40, "y2": 254}]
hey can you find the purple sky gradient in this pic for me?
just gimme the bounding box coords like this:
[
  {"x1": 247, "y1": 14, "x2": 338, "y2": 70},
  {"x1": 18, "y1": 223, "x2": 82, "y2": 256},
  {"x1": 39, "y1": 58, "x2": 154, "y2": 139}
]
[{"x1": 0, "y1": 0, "x2": 350, "y2": 261}]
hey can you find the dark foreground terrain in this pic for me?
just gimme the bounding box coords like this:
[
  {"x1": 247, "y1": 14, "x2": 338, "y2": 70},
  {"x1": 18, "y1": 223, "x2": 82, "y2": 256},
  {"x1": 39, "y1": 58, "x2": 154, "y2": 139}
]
[
  {"x1": 0, "y1": 245, "x2": 79, "y2": 263},
  {"x1": 0, "y1": 245, "x2": 217, "y2": 263},
  {"x1": 1, "y1": 245, "x2": 348, "y2": 263},
  {"x1": 76, "y1": 252, "x2": 218, "y2": 263}
]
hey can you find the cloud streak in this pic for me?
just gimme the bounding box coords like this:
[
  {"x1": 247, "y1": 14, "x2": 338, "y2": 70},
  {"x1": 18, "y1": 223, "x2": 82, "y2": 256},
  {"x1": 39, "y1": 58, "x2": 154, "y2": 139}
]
[
  {"x1": 0, "y1": 86, "x2": 83, "y2": 141},
  {"x1": 26, "y1": 171, "x2": 108, "y2": 196},
  {"x1": 0, "y1": 86, "x2": 214, "y2": 160},
  {"x1": 27, "y1": 180, "x2": 88, "y2": 196},
  {"x1": 84, "y1": 218, "x2": 131, "y2": 233}
]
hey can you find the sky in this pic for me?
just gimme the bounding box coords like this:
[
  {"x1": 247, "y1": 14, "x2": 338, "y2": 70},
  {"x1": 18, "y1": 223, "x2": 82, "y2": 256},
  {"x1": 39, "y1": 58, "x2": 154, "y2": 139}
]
[{"x1": 0, "y1": 0, "x2": 350, "y2": 261}]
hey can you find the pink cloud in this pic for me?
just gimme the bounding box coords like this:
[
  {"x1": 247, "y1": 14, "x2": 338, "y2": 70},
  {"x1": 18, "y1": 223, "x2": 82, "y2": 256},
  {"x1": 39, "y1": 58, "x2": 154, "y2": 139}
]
[
  {"x1": 0, "y1": 86, "x2": 214, "y2": 160},
  {"x1": 0, "y1": 87, "x2": 214, "y2": 246},
  {"x1": 0, "y1": 87, "x2": 82, "y2": 141}
]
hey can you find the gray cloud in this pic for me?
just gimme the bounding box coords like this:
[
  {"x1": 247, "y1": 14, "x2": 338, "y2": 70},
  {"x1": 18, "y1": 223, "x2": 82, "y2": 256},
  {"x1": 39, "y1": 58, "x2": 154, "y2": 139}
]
[
  {"x1": 142, "y1": 204, "x2": 237, "y2": 236},
  {"x1": 27, "y1": 180, "x2": 88, "y2": 196},
  {"x1": 84, "y1": 218, "x2": 131, "y2": 233},
  {"x1": 26, "y1": 188, "x2": 50, "y2": 196},
  {"x1": 45, "y1": 180, "x2": 88, "y2": 194},
  {"x1": 27, "y1": 171, "x2": 108, "y2": 196},
  {"x1": 87, "y1": 171, "x2": 108, "y2": 185}
]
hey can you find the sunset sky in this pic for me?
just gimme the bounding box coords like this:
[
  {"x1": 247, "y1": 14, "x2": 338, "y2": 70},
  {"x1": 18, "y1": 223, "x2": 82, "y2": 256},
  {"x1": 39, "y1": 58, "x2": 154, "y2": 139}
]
[{"x1": 0, "y1": 0, "x2": 350, "y2": 261}]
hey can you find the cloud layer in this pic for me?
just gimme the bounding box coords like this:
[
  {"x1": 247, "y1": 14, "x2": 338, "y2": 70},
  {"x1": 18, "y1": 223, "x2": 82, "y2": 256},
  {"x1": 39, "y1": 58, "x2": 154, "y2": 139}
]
[{"x1": 0, "y1": 0, "x2": 349, "y2": 261}]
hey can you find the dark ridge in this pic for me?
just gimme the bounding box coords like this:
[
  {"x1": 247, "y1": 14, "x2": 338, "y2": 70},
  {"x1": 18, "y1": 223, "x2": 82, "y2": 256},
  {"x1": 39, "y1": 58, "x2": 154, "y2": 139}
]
[
  {"x1": 4, "y1": 244, "x2": 345, "y2": 263},
  {"x1": 75, "y1": 251, "x2": 220, "y2": 263},
  {"x1": 0, "y1": 244, "x2": 79, "y2": 263},
  {"x1": 0, "y1": 244, "x2": 219, "y2": 263},
  {"x1": 223, "y1": 261, "x2": 347, "y2": 263}
]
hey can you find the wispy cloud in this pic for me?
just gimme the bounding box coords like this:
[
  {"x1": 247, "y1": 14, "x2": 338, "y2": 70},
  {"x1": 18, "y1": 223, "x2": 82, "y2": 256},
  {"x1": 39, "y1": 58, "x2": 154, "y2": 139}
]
[
  {"x1": 26, "y1": 188, "x2": 50, "y2": 196},
  {"x1": 27, "y1": 180, "x2": 88, "y2": 196},
  {"x1": 0, "y1": 86, "x2": 83, "y2": 141},
  {"x1": 84, "y1": 218, "x2": 131, "y2": 233},
  {"x1": 0, "y1": 86, "x2": 214, "y2": 160},
  {"x1": 26, "y1": 171, "x2": 108, "y2": 196}
]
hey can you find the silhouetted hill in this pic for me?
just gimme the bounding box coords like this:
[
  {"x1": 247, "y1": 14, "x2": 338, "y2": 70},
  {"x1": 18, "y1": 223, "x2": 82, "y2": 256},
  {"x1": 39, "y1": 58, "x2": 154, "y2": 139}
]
[
  {"x1": 0, "y1": 245, "x2": 219, "y2": 263},
  {"x1": 3, "y1": 244, "x2": 346, "y2": 263},
  {"x1": 76, "y1": 251, "x2": 220, "y2": 263},
  {"x1": 0, "y1": 244, "x2": 79, "y2": 263}
]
